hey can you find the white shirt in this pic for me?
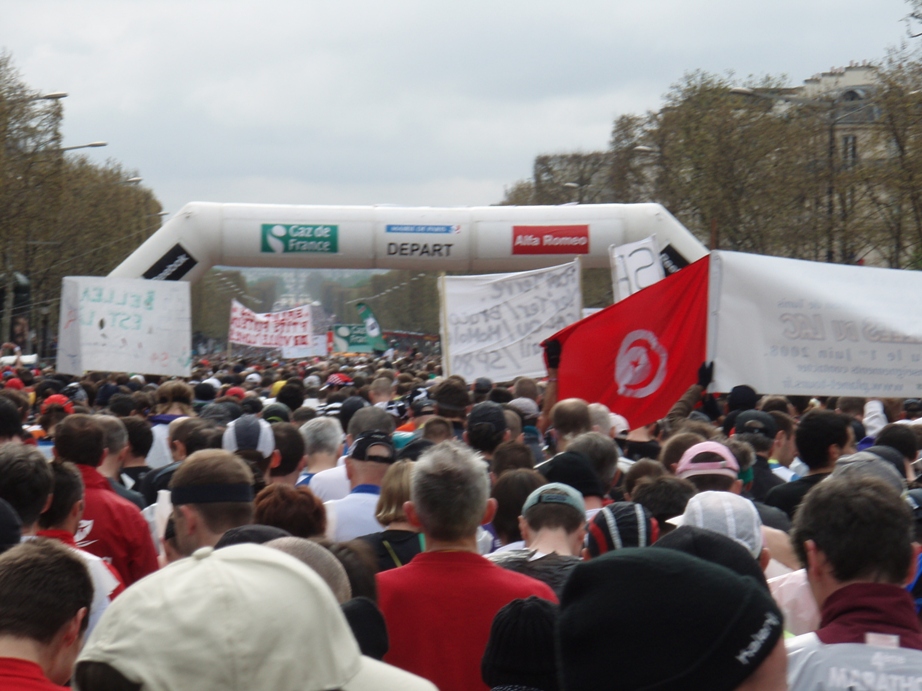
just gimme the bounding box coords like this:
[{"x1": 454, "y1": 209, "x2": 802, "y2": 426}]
[
  {"x1": 308, "y1": 459, "x2": 351, "y2": 501},
  {"x1": 324, "y1": 488, "x2": 384, "y2": 541}
]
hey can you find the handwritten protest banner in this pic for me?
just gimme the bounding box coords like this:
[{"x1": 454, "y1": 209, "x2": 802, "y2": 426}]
[
  {"x1": 709, "y1": 251, "x2": 922, "y2": 397},
  {"x1": 610, "y1": 235, "x2": 665, "y2": 302},
  {"x1": 57, "y1": 277, "x2": 191, "y2": 376},
  {"x1": 440, "y1": 260, "x2": 582, "y2": 381},
  {"x1": 228, "y1": 300, "x2": 314, "y2": 352}
]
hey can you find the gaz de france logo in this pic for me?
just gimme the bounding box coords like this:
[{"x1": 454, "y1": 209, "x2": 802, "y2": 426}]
[{"x1": 261, "y1": 224, "x2": 339, "y2": 254}]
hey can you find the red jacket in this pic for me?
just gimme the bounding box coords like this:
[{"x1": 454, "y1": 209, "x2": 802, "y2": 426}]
[
  {"x1": 0, "y1": 658, "x2": 66, "y2": 690},
  {"x1": 377, "y1": 550, "x2": 558, "y2": 691},
  {"x1": 74, "y1": 464, "x2": 158, "y2": 586}
]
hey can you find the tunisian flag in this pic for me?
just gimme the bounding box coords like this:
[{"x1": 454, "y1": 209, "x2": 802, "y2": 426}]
[{"x1": 545, "y1": 255, "x2": 709, "y2": 428}]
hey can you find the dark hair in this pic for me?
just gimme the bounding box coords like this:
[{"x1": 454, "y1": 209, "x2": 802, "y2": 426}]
[
  {"x1": 254, "y1": 484, "x2": 325, "y2": 538},
  {"x1": 347, "y1": 406, "x2": 395, "y2": 438},
  {"x1": 0, "y1": 397, "x2": 22, "y2": 439},
  {"x1": 524, "y1": 495, "x2": 584, "y2": 534},
  {"x1": 630, "y1": 476, "x2": 696, "y2": 534},
  {"x1": 491, "y1": 469, "x2": 546, "y2": 545},
  {"x1": 107, "y1": 393, "x2": 137, "y2": 417},
  {"x1": 687, "y1": 473, "x2": 736, "y2": 493},
  {"x1": 767, "y1": 410, "x2": 795, "y2": 437},
  {"x1": 74, "y1": 662, "x2": 142, "y2": 691},
  {"x1": 759, "y1": 395, "x2": 792, "y2": 414},
  {"x1": 39, "y1": 461, "x2": 84, "y2": 530},
  {"x1": 875, "y1": 423, "x2": 918, "y2": 461},
  {"x1": 792, "y1": 476, "x2": 914, "y2": 584},
  {"x1": 657, "y1": 432, "x2": 705, "y2": 472},
  {"x1": 240, "y1": 397, "x2": 263, "y2": 415},
  {"x1": 291, "y1": 406, "x2": 317, "y2": 425},
  {"x1": 796, "y1": 410, "x2": 850, "y2": 470},
  {"x1": 276, "y1": 384, "x2": 305, "y2": 412},
  {"x1": 734, "y1": 432, "x2": 772, "y2": 455},
  {"x1": 432, "y1": 380, "x2": 470, "y2": 418},
  {"x1": 0, "y1": 540, "x2": 92, "y2": 643},
  {"x1": 567, "y1": 432, "x2": 619, "y2": 487},
  {"x1": 55, "y1": 414, "x2": 105, "y2": 467},
  {"x1": 836, "y1": 396, "x2": 866, "y2": 417},
  {"x1": 0, "y1": 444, "x2": 53, "y2": 526},
  {"x1": 467, "y1": 422, "x2": 506, "y2": 455},
  {"x1": 183, "y1": 421, "x2": 222, "y2": 456},
  {"x1": 551, "y1": 399, "x2": 592, "y2": 440},
  {"x1": 512, "y1": 377, "x2": 539, "y2": 400},
  {"x1": 170, "y1": 450, "x2": 255, "y2": 533},
  {"x1": 325, "y1": 539, "x2": 378, "y2": 602},
  {"x1": 624, "y1": 459, "x2": 666, "y2": 496},
  {"x1": 0, "y1": 389, "x2": 28, "y2": 422},
  {"x1": 270, "y1": 422, "x2": 305, "y2": 477},
  {"x1": 122, "y1": 416, "x2": 154, "y2": 457},
  {"x1": 488, "y1": 387, "x2": 513, "y2": 404},
  {"x1": 491, "y1": 441, "x2": 535, "y2": 476}
]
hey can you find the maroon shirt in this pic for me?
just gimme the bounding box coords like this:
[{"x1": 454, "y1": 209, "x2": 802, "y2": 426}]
[{"x1": 816, "y1": 582, "x2": 922, "y2": 650}]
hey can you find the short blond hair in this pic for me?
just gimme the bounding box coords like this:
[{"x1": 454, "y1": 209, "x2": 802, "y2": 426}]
[{"x1": 375, "y1": 460, "x2": 413, "y2": 525}]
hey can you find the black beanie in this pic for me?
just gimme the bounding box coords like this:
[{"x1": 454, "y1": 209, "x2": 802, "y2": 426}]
[
  {"x1": 540, "y1": 452, "x2": 604, "y2": 498},
  {"x1": 341, "y1": 597, "x2": 389, "y2": 661},
  {"x1": 557, "y1": 548, "x2": 782, "y2": 691},
  {"x1": 653, "y1": 525, "x2": 769, "y2": 591},
  {"x1": 482, "y1": 596, "x2": 559, "y2": 691}
]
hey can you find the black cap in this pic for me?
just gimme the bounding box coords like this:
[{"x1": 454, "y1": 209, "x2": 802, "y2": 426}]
[
  {"x1": 467, "y1": 401, "x2": 507, "y2": 434},
  {"x1": 473, "y1": 377, "x2": 493, "y2": 394},
  {"x1": 733, "y1": 410, "x2": 778, "y2": 440},
  {"x1": 350, "y1": 431, "x2": 395, "y2": 463}
]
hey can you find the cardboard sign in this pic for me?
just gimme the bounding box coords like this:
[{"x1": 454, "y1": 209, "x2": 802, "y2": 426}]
[
  {"x1": 57, "y1": 277, "x2": 192, "y2": 376},
  {"x1": 609, "y1": 235, "x2": 665, "y2": 302},
  {"x1": 440, "y1": 260, "x2": 582, "y2": 381}
]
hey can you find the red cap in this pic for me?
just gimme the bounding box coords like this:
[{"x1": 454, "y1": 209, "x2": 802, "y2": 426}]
[
  {"x1": 4, "y1": 378, "x2": 23, "y2": 390},
  {"x1": 41, "y1": 394, "x2": 74, "y2": 415},
  {"x1": 225, "y1": 386, "x2": 246, "y2": 401}
]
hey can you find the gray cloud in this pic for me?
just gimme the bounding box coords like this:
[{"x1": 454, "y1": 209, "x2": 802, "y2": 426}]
[{"x1": 1, "y1": 0, "x2": 910, "y2": 218}]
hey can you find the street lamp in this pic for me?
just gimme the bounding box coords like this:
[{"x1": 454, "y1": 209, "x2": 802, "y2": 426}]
[{"x1": 57, "y1": 141, "x2": 107, "y2": 153}]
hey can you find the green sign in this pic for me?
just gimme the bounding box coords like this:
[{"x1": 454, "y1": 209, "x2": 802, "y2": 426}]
[
  {"x1": 332, "y1": 324, "x2": 373, "y2": 353},
  {"x1": 261, "y1": 224, "x2": 338, "y2": 254}
]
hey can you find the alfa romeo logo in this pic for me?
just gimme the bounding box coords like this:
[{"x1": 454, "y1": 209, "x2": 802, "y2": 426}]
[{"x1": 615, "y1": 330, "x2": 667, "y2": 398}]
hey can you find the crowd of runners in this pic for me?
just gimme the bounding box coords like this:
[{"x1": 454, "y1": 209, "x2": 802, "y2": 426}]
[{"x1": 0, "y1": 345, "x2": 920, "y2": 690}]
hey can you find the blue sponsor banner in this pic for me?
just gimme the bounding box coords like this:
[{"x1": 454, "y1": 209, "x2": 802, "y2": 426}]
[{"x1": 385, "y1": 224, "x2": 459, "y2": 234}]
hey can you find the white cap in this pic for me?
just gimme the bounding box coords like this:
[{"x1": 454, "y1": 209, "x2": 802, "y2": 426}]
[
  {"x1": 77, "y1": 544, "x2": 436, "y2": 691},
  {"x1": 610, "y1": 413, "x2": 630, "y2": 438},
  {"x1": 673, "y1": 491, "x2": 763, "y2": 559},
  {"x1": 245, "y1": 372, "x2": 262, "y2": 385},
  {"x1": 222, "y1": 415, "x2": 275, "y2": 459}
]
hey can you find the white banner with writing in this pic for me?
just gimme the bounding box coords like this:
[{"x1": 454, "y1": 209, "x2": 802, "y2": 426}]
[
  {"x1": 709, "y1": 251, "x2": 922, "y2": 397},
  {"x1": 610, "y1": 235, "x2": 665, "y2": 302},
  {"x1": 57, "y1": 277, "x2": 192, "y2": 376},
  {"x1": 440, "y1": 260, "x2": 582, "y2": 381},
  {"x1": 228, "y1": 300, "x2": 315, "y2": 353}
]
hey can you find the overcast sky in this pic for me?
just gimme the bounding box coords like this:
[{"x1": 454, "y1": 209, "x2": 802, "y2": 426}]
[{"x1": 1, "y1": 1, "x2": 913, "y2": 219}]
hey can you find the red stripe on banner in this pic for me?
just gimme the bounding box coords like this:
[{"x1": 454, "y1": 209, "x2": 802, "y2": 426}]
[{"x1": 545, "y1": 255, "x2": 710, "y2": 428}]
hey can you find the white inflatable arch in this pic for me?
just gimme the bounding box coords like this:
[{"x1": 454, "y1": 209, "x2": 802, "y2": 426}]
[{"x1": 109, "y1": 202, "x2": 707, "y2": 282}]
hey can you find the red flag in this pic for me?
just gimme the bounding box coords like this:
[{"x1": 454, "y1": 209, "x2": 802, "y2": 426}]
[{"x1": 546, "y1": 255, "x2": 709, "y2": 428}]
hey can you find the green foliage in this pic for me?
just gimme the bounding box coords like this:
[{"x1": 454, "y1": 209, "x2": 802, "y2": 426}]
[{"x1": 0, "y1": 51, "x2": 163, "y2": 351}]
